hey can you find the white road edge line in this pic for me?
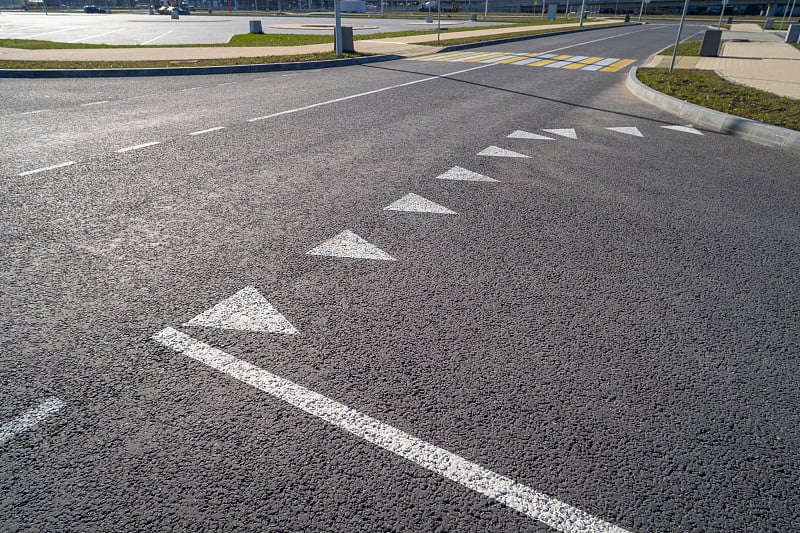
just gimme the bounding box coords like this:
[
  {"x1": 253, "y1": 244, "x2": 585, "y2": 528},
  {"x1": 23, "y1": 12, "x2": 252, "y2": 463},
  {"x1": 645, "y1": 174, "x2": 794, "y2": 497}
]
[
  {"x1": 80, "y1": 100, "x2": 110, "y2": 107},
  {"x1": 18, "y1": 161, "x2": 76, "y2": 176},
  {"x1": 247, "y1": 63, "x2": 493, "y2": 122},
  {"x1": 189, "y1": 126, "x2": 225, "y2": 136},
  {"x1": 116, "y1": 141, "x2": 161, "y2": 153},
  {"x1": 140, "y1": 31, "x2": 172, "y2": 45},
  {"x1": 0, "y1": 398, "x2": 65, "y2": 447},
  {"x1": 152, "y1": 327, "x2": 630, "y2": 533}
]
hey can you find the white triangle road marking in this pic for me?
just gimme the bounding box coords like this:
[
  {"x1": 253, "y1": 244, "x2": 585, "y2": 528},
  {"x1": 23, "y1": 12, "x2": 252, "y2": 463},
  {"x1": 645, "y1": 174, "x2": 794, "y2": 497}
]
[
  {"x1": 542, "y1": 128, "x2": 577, "y2": 139},
  {"x1": 507, "y1": 130, "x2": 555, "y2": 140},
  {"x1": 384, "y1": 193, "x2": 456, "y2": 214},
  {"x1": 606, "y1": 127, "x2": 643, "y2": 137},
  {"x1": 662, "y1": 125, "x2": 703, "y2": 135},
  {"x1": 477, "y1": 146, "x2": 530, "y2": 158},
  {"x1": 434, "y1": 166, "x2": 499, "y2": 182},
  {"x1": 183, "y1": 286, "x2": 299, "y2": 334},
  {"x1": 307, "y1": 230, "x2": 396, "y2": 261}
]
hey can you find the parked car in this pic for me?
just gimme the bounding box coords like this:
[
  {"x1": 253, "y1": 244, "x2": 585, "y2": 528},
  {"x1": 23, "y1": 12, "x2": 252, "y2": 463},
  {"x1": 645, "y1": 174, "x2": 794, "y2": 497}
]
[
  {"x1": 158, "y1": 5, "x2": 189, "y2": 13},
  {"x1": 83, "y1": 4, "x2": 109, "y2": 12}
]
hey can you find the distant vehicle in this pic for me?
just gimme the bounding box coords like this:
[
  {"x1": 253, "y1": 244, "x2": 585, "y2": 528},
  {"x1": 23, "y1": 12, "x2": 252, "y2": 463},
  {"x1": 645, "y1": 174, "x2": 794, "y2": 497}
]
[
  {"x1": 419, "y1": 1, "x2": 458, "y2": 11},
  {"x1": 158, "y1": 5, "x2": 189, "y2": 13},
  {"x1": 83, "y1": 4, "x2": 109, "y2": 12}
]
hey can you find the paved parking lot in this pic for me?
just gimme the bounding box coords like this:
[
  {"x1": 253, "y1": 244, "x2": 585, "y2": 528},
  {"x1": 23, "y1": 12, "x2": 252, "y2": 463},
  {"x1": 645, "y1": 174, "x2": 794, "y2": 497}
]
[{"x1": 0, "y1": 11, "x2": 506, "y2": 44}]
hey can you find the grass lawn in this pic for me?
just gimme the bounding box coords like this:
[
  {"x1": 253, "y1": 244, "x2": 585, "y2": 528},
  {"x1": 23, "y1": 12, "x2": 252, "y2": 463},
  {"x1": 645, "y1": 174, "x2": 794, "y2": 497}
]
[
  {"x1": 637, "y1": 68, "x2": 800, "y2": 131},
  {"x1": 658, "y1": 41, "x2": 702, "y2": 57},
  {"x1": 0, "y1": 52, "x2": 364, "y2": 69},
  {"x1": 417, "y1": 21, "x2": 628, "y2": 46}
]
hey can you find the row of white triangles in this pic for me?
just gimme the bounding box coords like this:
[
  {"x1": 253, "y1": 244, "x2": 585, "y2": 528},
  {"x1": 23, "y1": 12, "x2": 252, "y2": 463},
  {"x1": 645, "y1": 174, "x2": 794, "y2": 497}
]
[{"x1": 184, "y1": 286, "x2": 298, "y2": 334}]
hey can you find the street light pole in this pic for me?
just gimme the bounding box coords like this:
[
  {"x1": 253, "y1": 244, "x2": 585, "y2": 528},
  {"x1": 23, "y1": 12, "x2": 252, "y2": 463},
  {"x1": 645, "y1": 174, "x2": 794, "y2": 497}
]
[
  {"x1": 334, "y1": 0, "x2": 342, "y2": 56},
  {"x1": 578, "y1": 0, "x2": 585, "y2": 26},
  {"x1": 670, "y1": 0, "x2": 690, "y2": 72},
  {"x1": 437, "y1": 0, "x2": 441, "y2": 42}
]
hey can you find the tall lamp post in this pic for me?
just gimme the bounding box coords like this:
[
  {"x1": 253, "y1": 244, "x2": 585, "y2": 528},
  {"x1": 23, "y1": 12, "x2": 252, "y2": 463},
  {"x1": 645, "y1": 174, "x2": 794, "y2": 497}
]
[{"x1": 670, "y1": 0, "x2": 690, "y2": 72}]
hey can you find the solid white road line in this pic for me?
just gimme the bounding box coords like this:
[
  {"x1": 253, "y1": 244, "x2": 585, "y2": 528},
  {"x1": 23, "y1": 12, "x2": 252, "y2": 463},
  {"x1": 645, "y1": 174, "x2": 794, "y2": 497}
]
[
  {"x1": 152, "y1": 327, "x2": 630, "y2": 533},
  {"x1": 80, "y1": 100, "x2": 110, "y2": 107},
  {"x1": 0, "y1": 398, "x2": 65, "y2": 447},
  {"x1": 18, "y1": 161, "x2": 75, "y2": 177},
  {"x1": 247, "y1": 64, "x2": 493, "y2": 122},
  {"x1": 188, "y1": 126, "x2": 225, "y2": 136},
  {"x1": 116, "y1": 141, "x2": 161, "y2": 153},
  {"x1": 68, "y1": 29, "x2": 121, "y2": 43}
]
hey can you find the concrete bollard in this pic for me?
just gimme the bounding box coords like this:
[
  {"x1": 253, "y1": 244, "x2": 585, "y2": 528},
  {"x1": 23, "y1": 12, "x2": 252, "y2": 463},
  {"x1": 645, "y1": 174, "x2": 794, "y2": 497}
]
[
  {"x1": 700, "y1": 29, "x2": 722, "y2": 56},
  {"x1": 786, "y1": 24, "x2": 800, "y2": 43},
  {"x1": 764, "y1": 17, "x2": 775, "y2": 29},
  {"x1": 727, "y1": 15, "x2": 733, "y2": 24},
  {"x1": 470, "y1": 12, "x2": 477, "y2": 21},
  {"x1": 341, "y1": 26, "x2": 354, "y2": 53},
  {"x1": 249, "y1": 20, "x2": 263, "y2": 33},
  {"x1": 171, "y1": 9, "x2": 179, "y2": 18}
]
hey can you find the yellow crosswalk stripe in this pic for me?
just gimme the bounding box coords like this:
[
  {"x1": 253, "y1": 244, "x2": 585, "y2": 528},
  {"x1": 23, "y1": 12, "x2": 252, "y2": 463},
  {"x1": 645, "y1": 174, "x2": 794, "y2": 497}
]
[
  {"x1": 462, "y1": 53, "x2": 509, "y2": 62},
  {"x1": 601, "y1": 59, "x2": 637, "y2": 72},
  {"x1": 429, "y1": 52, "x2": 481, "y2": 61},
  {"x1": 552, "y1": 54, "x2": 573, "y2": 61},
  {"x1": 577, "y1": 56, "x2": 604, "y2": 64},
  {"x1": 528, "y1": 59, "x2": 557, "y2": 67},
  {"x1": 562, "y1": 62, "x2": 588, "y2": 70},
  {"x1": 407, "y1": 51, "x2": 464, "y2": 61},
  {"x1": 495, "y1": 53, "x2": 542, "y2": 64}
]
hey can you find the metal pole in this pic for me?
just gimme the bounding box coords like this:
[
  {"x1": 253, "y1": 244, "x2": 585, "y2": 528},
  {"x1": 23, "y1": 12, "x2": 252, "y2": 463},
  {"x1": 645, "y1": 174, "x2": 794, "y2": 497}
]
[
  {"x1": 334, "y1": 0, "x2": 342, "y2": 56},
  {"x1": 613, "y1": 0, "x2": 618, "y2": 15},
  {"x1": 484, "y1": 0, "x2": 487, "y2": 16},
  {"x1": 717, "y1": 1, "x2": 724, "y2": 27},
  {"x1": 578, "y1": 0, "x2": 585, "y2": 26},
  {"x1": 637, "y1": 0, "x2": 644, "y2": 20},
  {"x1": 380, "y1": 0, "x2": 383, "y2": 17},
  {"x1": 781, "y1": 0, "x2": 791, "y2": 25},
  {"x1": 670, "y1": 0, "x2": 690, "y2": 72},
  {"x1": 437, "y1": 0, "x2": 441, "y2": 42},
  {"x1": 541, "y1": 0, "x2": 544, "y2": 18}
]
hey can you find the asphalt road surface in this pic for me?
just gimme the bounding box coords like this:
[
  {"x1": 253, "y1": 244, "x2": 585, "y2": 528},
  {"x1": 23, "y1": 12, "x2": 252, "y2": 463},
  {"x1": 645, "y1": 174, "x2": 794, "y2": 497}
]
[{"x1": 2, "y1": 23, "x2": 799, "y2": 532}]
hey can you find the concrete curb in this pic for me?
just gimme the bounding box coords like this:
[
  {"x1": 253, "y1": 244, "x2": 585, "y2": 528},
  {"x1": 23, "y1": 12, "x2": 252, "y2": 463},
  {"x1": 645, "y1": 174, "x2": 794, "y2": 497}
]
[
  {"x1": 0, "y1": 53, "x2": 403, "y2": 78},
  {"x1": 0, "y1": 22, "x2": 633, "y2": 78},
  {"x1": 626, "y1": 66, "x2": 800, "y2": 154},
  {"x1": 436, "y1": 23, "x2": 635, "y2": 54}
]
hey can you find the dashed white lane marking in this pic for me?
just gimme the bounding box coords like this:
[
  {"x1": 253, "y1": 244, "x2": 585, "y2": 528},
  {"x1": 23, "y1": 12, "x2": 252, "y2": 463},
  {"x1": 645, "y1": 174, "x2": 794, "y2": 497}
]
[
  {"x1": 662, "y1": 125, "x2": 704, "y2": 135},
  {"x1": 435, "y1": 166, "x2": 498, "y2": 182},
  {"x1": 606, "y1": 127, "x2": 644, "y2": 137},
  {"x1": 247, "y1": 63, "x2": 493, "y2": 122},
  {"x1": 140, "y1": 31, "x2": 173, "y2": 45},
  {"x1": 189, "y1": 126, "x2": 225, "y2": 136},
  {"x1": 180, "y1": 87, "x2": 201, "y2": 92},
  {"x1": 80, "y1": 100, "x2": 110, "y2": 107},
  {"x1": 478, "y1": 146, "x2": 530, "y2": 158},
  {"x1": 152, "y1": 328, "x2": 630, "y2": 533},
  {"x1": 0, "y1": 398, "x2": 65, "y2": 447},
  {"x1": 116, "y1": 141, "x2": 161, "y2": 153},
  {"x1": 18, "y1": 161, "x2": 75, "y2": 177},
  {"x1": 508, "y1": 130, "x2": 555, "y2": 140},
  {"x1": 542, "y1": 128, "x2": 577, "y2": 139},
  {"x1": 384, "y1": 193, "x2": 456, "y2": 214},
  {"x1": 307, "y1": 230, "x2": 396, "y2": 261},
  {"x1": 22, "y1": 109, "x2": 49, "y2": 115},
  {"x1": 184, "y1": 286, "x2": 298, "y2": 334}
]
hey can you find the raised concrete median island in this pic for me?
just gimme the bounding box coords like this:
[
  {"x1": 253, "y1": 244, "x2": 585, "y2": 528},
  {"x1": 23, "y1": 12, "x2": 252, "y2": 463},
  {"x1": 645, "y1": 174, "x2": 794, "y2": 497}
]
[
  {"x1": 626, "y1": 23, "x2": 800, "y2": 154},
  {"x1": 0, "y1": 20, "x2": 630, "y2": 78},
  {"x1": 627, "y1": 67, "x2": 800, "y2": 154}
]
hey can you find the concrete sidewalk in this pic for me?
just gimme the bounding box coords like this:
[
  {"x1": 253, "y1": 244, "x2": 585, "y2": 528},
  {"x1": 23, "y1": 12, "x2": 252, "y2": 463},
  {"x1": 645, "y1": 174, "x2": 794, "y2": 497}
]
[
  {"x1": 644, "y1": 23, "x2": 800, "y2": 99},
  {"x1": 0, "y1": 19, "x2": 622, "y2": 62}
]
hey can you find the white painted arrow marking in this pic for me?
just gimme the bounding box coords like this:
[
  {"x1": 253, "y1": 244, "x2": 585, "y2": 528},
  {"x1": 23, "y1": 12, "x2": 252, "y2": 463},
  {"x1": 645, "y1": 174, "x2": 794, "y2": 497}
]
[
  {"x1": 152, "y1": 328, "x2": 631, "y2": 533},
  {"x1": 183, "y1": 286, "x2": 298, "y2": 334},
  {"x1": 542, "y1": 128, "x2": 577, "y2": 139},
  {"x1": 508, "y1": 130, "x2": 555, "y2": 140},
  {"x1": 307, "y1": 230, "x2": 396, "y2": 261},
  {"x1": 661, "y1": 125, "x2": 703, "y2": 135},
  {"x1": 606, "y1": 127, "x2": 643, "y2": 137},
  {"x1": 1, "y1": 398, "x2": 64, "y2": 447},
  {"x1": 384, "y1": 193, "x2": 456, "y2": 214},
  {"x1": 478, "y1": 146, "x2": 530, "y2": 158},
  {"x1": 434, "y1": 166, "x2": 499, "y2": 182}
]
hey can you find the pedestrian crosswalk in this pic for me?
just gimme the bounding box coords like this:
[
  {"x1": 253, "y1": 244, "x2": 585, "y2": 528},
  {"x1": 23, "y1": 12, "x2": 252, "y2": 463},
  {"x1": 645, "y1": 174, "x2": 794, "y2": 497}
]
[{"x1": 408, "y1": 51, "x2": 637, "y2": 72}]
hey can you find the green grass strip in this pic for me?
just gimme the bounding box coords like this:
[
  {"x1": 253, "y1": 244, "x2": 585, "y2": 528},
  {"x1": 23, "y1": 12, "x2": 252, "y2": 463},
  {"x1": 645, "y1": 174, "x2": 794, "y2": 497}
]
[
  {"x1": 658, "y1": 41, "x2": 702, "y2": 57},
  {"x1": 637, "y1": 68, "x2": 800, "y2": 131},
  {"x1": 0, "y1": 52, "x2": 368, "y2": 69}
]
